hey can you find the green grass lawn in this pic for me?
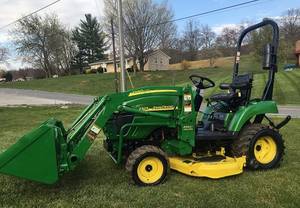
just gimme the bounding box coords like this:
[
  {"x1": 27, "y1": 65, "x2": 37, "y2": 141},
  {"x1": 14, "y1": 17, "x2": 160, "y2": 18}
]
[
  {"x1": 0, "y1": 67, "x2": 230, "y2": 96},
  {"x1": 0, "y1": 106, "x2": 299, "y2": 208},
  {"x1": 1, "y1": 56, "x2": 299, "y2": 104}
]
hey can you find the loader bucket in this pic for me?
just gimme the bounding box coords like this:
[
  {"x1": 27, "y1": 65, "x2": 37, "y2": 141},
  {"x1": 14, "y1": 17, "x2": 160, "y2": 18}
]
[{"x1": 0, "y1": 119, "x2": 65, "y2": 184}]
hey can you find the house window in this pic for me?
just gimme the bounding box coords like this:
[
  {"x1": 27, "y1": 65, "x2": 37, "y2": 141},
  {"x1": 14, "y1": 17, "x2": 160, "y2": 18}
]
[
  {"x1": 155, "y1": 58, "x2": 157, "y2": 63},
  {"x1": 160, "y1": 59, "x2": 163, "y2": 64}
]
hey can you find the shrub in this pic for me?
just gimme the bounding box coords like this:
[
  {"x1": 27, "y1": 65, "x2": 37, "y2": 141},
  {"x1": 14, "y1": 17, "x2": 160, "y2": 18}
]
[
  {"x1": 96, "y1": 67, "x2": 106, "y2": 73},
  {"x1": 84, "y1": 68, "x2": 96, "y2": 74},
  {"x1": 181, "y1": 60, "x2": 191, "y2": 70},
  {"x1": 127, "y1": 67, "x2": 134, "y2": 72},
  {"x1": 84, "y1": 67, "x2": 106, "y2": 74},
  {"x1": 4, "y1": 71, "x2": 13, "y2": 82},
  {"x1": 34, "y1": 72, "x2": 46, "y2": 79},
  {"x1": 0, "y1": 70, "x2": 5, "y2": 78}
]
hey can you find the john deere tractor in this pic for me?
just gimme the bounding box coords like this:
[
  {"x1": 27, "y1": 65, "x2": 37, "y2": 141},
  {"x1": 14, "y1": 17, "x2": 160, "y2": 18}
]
[{"x1": 0, "y1": 19, "x2": 291, "y2": 186}]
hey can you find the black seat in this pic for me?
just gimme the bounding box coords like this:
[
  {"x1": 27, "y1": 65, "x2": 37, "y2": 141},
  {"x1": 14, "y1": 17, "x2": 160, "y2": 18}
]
[{"x1": 209, "y1": 73, "x2": 253, "y2": 109}]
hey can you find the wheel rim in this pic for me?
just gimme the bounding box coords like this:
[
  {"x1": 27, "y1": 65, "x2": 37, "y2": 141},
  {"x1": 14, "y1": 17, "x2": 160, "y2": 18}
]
[
  {"x1": 137, "y1": 156, "x2": 164, "y2": 184},
  {"x1": 254, "y1": 136, "x2": 277, "y2": 164}
]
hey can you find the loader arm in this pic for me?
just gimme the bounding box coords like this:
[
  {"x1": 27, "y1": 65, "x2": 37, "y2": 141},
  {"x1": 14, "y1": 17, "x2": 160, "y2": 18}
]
[{"x1": 0, "y1": 95, "x2": 120, "y2": 184}]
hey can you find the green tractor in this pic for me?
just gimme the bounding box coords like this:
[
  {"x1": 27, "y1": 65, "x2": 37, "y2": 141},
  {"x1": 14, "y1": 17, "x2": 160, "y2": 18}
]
[{"x1": 0, "y1": 19, "x2": 290, "y2": 186}]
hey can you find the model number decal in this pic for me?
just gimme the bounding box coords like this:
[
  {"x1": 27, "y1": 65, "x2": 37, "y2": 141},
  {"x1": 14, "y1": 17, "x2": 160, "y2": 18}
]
[{"x1": 183, "y1": 125, "x2": 193, "y2": 131}]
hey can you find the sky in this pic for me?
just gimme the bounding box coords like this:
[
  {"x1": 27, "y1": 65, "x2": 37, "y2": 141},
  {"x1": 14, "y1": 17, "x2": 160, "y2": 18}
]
[
  {"x1": 0, "y1": 0, "x2": 299, "y2": 70},
  {"x1": 165, "y1": 0, "x2": 300, "y2": 33}
]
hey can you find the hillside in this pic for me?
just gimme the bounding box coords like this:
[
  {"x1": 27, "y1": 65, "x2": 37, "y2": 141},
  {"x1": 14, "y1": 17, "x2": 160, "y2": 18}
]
[
  {"x1": 0, "y1": 67, "x2": 229, "y2": 96},
  {"x1": 169, "y1": 56, "x2": 234, "y2": 70},
  {"x1": 0, "y1": 56, "x2": 299, "y2": 104}
]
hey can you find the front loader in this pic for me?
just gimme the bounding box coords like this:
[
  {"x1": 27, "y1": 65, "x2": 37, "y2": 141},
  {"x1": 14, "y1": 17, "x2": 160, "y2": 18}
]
[{"x1": 0, "y1": 19, "x2": 290, "y2": 186}]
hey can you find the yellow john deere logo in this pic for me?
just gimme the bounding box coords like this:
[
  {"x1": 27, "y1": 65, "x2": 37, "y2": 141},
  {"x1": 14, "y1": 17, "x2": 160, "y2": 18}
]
[
  {"x1": 141, "y1": 105, "x2": 177, "y2": 112},
  {"x1": 128, "y1": 89, "x2": 177, "y2": 97}
]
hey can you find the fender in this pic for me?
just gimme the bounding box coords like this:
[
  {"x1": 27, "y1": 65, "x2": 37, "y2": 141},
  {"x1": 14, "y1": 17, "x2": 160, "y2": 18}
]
[{"x1": 228, "y1": 100, "x2": 278, "y2": 132}]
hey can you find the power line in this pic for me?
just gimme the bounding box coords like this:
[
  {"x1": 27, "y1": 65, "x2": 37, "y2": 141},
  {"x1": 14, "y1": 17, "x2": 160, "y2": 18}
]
[
  {"x1": 2, "y1": 0, "x2": 272, "y2": 33},
  {"x1": 129, "y1": 0, "x2": 264, "y2": 31},
  {"x1": 162, "y1": 0, "x2": 262, "y2": 25},
  {"x1": 197, "y1": 0, "x2": 272, "y2": 18},
  {"x1": 1, "y1": 0, "x2": 267, "y2": 32},
  {"x1": 0, "y1": 0, "x2": 62, "y2": 31}
]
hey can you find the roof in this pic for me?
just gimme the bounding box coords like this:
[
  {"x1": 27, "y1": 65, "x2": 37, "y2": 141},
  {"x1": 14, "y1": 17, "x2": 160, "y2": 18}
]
[
  {"x1": 89, "y1": 57, "x2": 134, "y2": 66},
  {"x1": 90, "y1": 60, "x2": 116, "y2": 66},
  {"x1": 147, "y1": 49, "x2": 171, "y2": 59}
]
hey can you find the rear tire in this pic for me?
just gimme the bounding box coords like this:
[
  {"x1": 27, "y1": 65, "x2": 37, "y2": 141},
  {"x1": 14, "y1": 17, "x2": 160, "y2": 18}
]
[
  {"x1": 126, "y1": 145, "x2": 169, "y2": 186},
  {"x1": 231, "y1": 124, "x2": 285, "y2": 170}
]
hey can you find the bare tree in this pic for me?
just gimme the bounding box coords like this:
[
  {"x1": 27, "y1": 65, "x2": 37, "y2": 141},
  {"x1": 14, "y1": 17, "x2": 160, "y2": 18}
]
[
  {"x1": 104, "y1": 0, "x2": 176, "y2": 71},
  {"x1": 14, "y1": 14, "x2": 53, "y2": 77},
  {"x1": 13, "y1": 14, "x2": 75, "y2": 77},
  {"x1": 207, "y1": 46, "x2": 222, "y2": 67},
  {"x1": 0, "y1": 69, "x2": 5, "y2": 78},
  {"x1": 182, "y1": 20, "x2": 202, "y2": 61},
  {"x1": 281, "y1": 8, "x2": 300, "y2": 43},
  {"x1": 58, "y1": 31, "x2": 76, "y2": 75},
  {"x1": 248, "y1": 25, "x2": 273, "y2": 62},
  {"x1": 173, "y1": 37, "x2": 185, "y2": 51},
  {"x1": 200, "y1": 24, "x2": 216, "y2": 49},
  {"x1": 0, "y1": 47, "x2": 9, "y2": 62},
  {"x1": 48, "y1": 17, "x2": 76, "y2": 75},
  {"x1": 216, "y1": 27, "x2": 239, "y2": 48},
  {"x1": 280, "y1": 8, "x2": 300, "y2": 62},
  {"x1": 156, "y1": 3, "x2": 177, "y2": 49},
  {"x1": 244, "y1": 9, "x2": 300, "y2": 63}
]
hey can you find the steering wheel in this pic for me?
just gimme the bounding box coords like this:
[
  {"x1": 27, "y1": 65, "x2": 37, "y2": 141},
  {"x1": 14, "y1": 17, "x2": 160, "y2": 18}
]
[{"x1": 189, "y1": 74, "x2": 215, "y2": 89}]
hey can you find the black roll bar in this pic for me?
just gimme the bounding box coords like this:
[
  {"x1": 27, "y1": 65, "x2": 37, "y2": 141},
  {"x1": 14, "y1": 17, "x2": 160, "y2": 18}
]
[{"x1": 233, "y1": 18, "x2": 279, "y2": 101}]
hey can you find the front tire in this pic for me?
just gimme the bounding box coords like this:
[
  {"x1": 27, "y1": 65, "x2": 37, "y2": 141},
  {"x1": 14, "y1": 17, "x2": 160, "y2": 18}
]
[
  {"x1": 125, "y1": 145, "x2": 169, "y2": 186},
  {"x1": 231, "y1": 124, "x2": 285, "y2": 170}
]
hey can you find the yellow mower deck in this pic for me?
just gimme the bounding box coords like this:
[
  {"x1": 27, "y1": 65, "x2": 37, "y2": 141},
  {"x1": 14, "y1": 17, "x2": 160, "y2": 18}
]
[{"x1": 169, "y1": 156, "x2": 246, "y2": 179}]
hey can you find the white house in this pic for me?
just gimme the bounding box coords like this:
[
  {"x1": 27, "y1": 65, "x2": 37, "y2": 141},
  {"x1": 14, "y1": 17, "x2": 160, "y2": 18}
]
[{"x1": 89, "y1": 49, "x2": 171, "y2": 73}]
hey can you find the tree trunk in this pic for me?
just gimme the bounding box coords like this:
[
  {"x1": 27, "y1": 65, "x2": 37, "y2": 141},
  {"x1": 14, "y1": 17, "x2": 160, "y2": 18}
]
[
  {"x1": 138, "y1": 54, "x2": 145, "y2": 72},
  {"x1": 139, "y1": 60, "x2": 145, "y2": 72},
  {"x1": 133, "y1": 57, "x2": 137, "y2": 76},
  {"x1": 209, "y1": 58, "x2": 214, "y2": 67},
  {"x1": 43, "y1": 61, "x2": 50, "y2": 78}
]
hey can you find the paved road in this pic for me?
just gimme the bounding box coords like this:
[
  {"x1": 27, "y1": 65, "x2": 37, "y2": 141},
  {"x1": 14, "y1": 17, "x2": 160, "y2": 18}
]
[
  {"x1": 275, "y1": 105, "x2": 300, "y2": 118},
  {"x1": 0, "y1": 88, "x2": 94, "y2": 106},
  {"x1": 0, "y1": 88, "x2": 299, "y2": 118}
]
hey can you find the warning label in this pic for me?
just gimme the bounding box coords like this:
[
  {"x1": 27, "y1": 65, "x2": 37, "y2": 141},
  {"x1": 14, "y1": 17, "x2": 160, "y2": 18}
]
[{"x1": 87, "y1": 125, "x2": 101, "y2": 141}]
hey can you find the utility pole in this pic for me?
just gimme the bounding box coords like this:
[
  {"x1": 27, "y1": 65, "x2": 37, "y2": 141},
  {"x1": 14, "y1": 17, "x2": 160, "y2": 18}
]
[
  {"x1": 117, "y1": 0, "x2": 126, "y2": 92},
  {"x1": 111, "y1": 19, "x2": 119, "y2": 93}
]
